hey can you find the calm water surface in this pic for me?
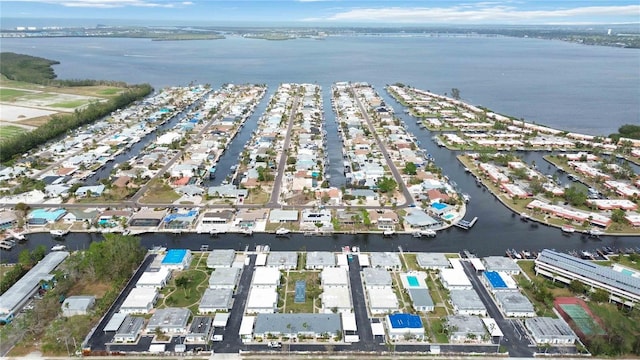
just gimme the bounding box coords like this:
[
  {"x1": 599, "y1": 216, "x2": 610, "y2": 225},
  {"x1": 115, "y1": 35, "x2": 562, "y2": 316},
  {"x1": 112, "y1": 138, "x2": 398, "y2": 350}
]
[{"x1": 2, "y1": 35, "x2": 638, "y2": 134}]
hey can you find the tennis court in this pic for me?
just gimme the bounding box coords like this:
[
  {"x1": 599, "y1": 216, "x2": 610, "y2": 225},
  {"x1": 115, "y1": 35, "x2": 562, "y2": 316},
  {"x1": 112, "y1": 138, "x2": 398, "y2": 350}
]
[{"x1": 559, "y1": 303, "x2": 605, "y2": 336}]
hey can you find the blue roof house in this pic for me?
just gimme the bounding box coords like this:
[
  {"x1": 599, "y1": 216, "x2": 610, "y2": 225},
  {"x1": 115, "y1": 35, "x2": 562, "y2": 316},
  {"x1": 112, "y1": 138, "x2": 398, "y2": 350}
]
[
  {"x1": 161, "y1": 249, "x2": 192, "y2": 270},
  {"x1": 27, "y1": 208, "x2": 67, "y2": 225},
  {"x1": 386, "y1": 313, "x2": 425, "y2": 340}
]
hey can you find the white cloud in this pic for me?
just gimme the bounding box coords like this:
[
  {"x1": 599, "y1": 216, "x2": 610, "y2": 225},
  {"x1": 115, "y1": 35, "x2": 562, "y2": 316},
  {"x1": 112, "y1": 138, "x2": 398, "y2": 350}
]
[
  {"x1": 307, "y1": 4, "x2": 640, "y2": 24},
  {"x1": 11, "y1": 0, "x2": 194, "y2": 9}
]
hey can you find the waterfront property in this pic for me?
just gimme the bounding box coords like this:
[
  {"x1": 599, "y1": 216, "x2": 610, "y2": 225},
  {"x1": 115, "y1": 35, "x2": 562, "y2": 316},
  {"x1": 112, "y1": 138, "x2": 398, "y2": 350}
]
[
  {"x1": 161, "y1": 249, "x2": 192, "y2": 271},
  {"x1": 416, "y1": 253, "x2": 451, "y2": 270},
  {"x1": 206, "y1": 249, "x2": 236, "y2": 268},
  {"x1": 535, "y1": 250, "x2": 640, "y2": 307}
]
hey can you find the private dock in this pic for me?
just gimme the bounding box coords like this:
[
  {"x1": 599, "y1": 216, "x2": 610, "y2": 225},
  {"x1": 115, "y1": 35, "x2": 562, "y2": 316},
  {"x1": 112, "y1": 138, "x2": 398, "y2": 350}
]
[{"x1": 455, "y1": 216, "x2": 478, "y2": 230}]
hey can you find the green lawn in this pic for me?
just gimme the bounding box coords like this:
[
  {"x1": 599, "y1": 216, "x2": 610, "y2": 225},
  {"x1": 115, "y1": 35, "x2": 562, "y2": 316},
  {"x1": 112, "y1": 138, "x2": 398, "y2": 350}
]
[
  {"x1": 98, "y1": 88, "x2": 121, "y2": 95},
  {"x1": 281, "y1": 271, "x2": 321, "y2": 313},
  {"x1": 403, "y1": 253, "x2": 419, "y2": 271},
  {"x1": 0, "y1": 125, "x2": 28, "y2": 142},
  {"x1": 0, "y1": 88, "x2": 30, "y2": 101},
  {"x1": 48, "y1": 99, "x2": 89, "y2": 108},
  {"x1": 162, "y1": 268, "x2": 208, "y2": 309}
]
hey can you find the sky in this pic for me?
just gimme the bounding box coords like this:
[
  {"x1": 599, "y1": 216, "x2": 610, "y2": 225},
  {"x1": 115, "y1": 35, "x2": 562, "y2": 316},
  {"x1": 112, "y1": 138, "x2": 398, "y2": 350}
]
[{"x1": 1, "y1": 0, "x2": 639, "y2": 26}]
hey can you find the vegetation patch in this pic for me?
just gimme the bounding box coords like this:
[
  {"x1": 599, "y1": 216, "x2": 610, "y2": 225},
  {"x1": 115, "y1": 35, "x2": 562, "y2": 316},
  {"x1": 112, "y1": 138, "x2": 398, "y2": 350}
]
[
  {"x1": 0, "y1": 125, "x2": 28, "y2": 142},
  {"x1": 162, "y1": 269, "x2": 208, "y2": 308},
  {"x1": 280, "y1": 271, "x2": 321, "y2": 313},
  {"x1": 0, "y1": 88, "x2": 31, "y2": 101},
  {"x1": 140, "y1": 179, "x2": 181, "y2": 203},
  {"x1": 49, "y1": 99, "x2": 90, "y2": 109}
]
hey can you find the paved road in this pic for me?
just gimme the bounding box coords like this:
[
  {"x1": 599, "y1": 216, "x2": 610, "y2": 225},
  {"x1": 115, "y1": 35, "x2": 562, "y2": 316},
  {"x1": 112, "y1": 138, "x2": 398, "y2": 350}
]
[
  {"x1": 213, "y1": 254, "x2": 256, "y2": 353},
  {"x1": 347, "y1": 255, "x2": 384, "y2": 352},
  {"x1": 267, "y1": 94, "x2": 299, "y2": 207},
  {"x1": 460, "y1": 260, "x2": 533, "y2": 357},
  {"x1": 349, "y1": 85, "x2": 414, "y2": 207}
]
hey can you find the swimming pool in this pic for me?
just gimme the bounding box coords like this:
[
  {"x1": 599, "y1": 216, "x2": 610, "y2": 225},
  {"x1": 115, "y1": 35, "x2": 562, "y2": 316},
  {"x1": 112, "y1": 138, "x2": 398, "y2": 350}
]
[
  {"x1": 621, "y1": 269, "x2": 634, "y2": 276},
  {"x1": 431, "y1": 202, "x2": 447, "y2": 211},
  {"x1": 407, "y1": 276, "x2": 419, "y2": 287},
  {"x1": 443, "y1": 213, "x2": 455, "y2": 220}
]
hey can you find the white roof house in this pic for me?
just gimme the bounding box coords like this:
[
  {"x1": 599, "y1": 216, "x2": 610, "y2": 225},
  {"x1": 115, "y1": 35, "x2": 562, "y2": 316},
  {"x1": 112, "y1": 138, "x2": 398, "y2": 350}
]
[
  {"x1": 136, "y1": 268, "x2": 172, "y2": 289},
  {"x1": 525, "y1": 317, "x2": 577, "y2": 344},
  {"x1": 252, "y1": 267, "x2": 281, "y2": 287},
  {"x1": 208, "y1": 267, "x2": 241, "y2": 289},
  {"x1": 199, "y1": 288, "x2": 234, "y2": 314},
  {"x1": 439, "y1": 268, "x2": 472, "y2": 290},
  {"x1": 321, "y1": 267, "x2": 349, "y2": 288},
  {"x1": 482, "y1": 256, "x2": 521, "y2": 274},
  {"x1": 306, "y1": 252, "x2": 337, "y2": 269},
  {"x1": 266, "y1": 251, "x2": 298, "y2": 270},
  {"x1": 147, "y1": 308, "x2": 191, "y2": 334},
  {"x1": 119, "y1": 287, "x2": 158, "y2": 314},
  {"x1": 61, "y1": 296, "x2": 95, "y2": 317},
  {"x1": 445, "y1": 315, "x2": 487, "y2": 343},
  {"x1": 114, "y1": 315, "x2": 145, "y2": 343},
  {"x1": 449, "y1": 290, "x2": 487, "y2": 316},
  {"x1": 246, "y1": 287, "x2": 278, "y2": 314},
  {"x1": 321, "y1": 286, "x2": 353, "y2": 314},
  {"x1": 370, "y1": 252, "x2": 402, "y2": 270},
  {"x1": 367, "y1": 287, "x2": 399, "y2": 315},
  {"x1": 416, "y1": 253, "x2": 451, "y2": 270},
  {"x1": 362, "y1": 268, "x2": 393, "y2": 289},
  {"x1": 239, "y1": 316, "x2": 255, "y2": 342},
  {"x1": 206, "y1": 249, "x2": 236, "y2": 268},
  {"x1": 495, "y1": 291, "x2": 536, "y2": 317},
  {"x1": 186, "y1": 316, "x2": 213, "y2": 343}
]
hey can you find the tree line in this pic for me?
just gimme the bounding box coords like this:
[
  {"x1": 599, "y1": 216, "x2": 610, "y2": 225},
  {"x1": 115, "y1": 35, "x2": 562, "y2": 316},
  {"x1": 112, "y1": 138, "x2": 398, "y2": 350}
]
[{"x1": 0, "y1": 52, "x2": 59, "y2": 83}]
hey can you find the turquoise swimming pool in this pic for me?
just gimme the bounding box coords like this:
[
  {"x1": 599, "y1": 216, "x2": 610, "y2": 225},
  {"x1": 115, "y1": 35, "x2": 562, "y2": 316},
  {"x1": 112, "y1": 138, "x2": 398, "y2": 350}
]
[
  {"x1": 443, "y1": 213, "x2": 455, "y2": 220},
  {"x1": 407, "y1": 276, "x2": 419, "y2": 287},
  {"x1": 621, "y1": 269, "x2": 634, "y2": 276}
]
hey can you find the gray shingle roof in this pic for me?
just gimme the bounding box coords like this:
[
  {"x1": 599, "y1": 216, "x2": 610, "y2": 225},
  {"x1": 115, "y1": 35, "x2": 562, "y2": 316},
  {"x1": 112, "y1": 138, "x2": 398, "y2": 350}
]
[{"x1": 254, "y1": 313, "x2": 341, "y2": 336}]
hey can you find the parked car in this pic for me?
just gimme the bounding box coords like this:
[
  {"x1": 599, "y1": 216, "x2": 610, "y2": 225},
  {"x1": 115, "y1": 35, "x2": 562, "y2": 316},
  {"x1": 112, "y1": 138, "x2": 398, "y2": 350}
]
[{"x1": 267, "y1": 341, "x2": 282, "y2": 348}]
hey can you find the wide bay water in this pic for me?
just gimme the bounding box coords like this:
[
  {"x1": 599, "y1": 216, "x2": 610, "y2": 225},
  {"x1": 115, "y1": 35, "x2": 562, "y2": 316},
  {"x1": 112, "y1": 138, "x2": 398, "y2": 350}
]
[
  {"x1": 1, "y1": 34, "x2": 639, "y2": 261},
  {"x1": 2, "y1": 35, "x2": 638, "y2": 135}
]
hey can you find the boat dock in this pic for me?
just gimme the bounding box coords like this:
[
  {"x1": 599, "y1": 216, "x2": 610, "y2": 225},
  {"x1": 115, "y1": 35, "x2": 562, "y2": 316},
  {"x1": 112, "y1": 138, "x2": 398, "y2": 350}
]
[{"x1": 455, "y1": 216, "x2": 478, "y2": 230}]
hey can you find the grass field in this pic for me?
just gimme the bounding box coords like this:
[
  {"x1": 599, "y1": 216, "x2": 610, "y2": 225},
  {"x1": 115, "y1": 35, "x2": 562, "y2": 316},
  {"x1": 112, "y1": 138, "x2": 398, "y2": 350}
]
[
  {"x1": 0, "y1": 265, "x2": 15, "y2": 281},
  {"x1": 49, "y1": 99, "x2": 90, "y2": 108},
  {"x1": 0, "y1": 88, "x2": 31, "y2": 101},
  {"x1": 140, "y1": 179, "x2": 181, "y2": 203},
  {"x1": 0, "y1": 125, "x2": 28, "y2": 142},
  {"x1": 98, "y1": 88, "x2": 121, "y2": 95}
]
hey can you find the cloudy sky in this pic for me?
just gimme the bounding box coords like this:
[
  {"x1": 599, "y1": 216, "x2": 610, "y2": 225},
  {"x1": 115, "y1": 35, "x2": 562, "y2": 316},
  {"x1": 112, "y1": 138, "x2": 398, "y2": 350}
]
[{"x1": 1, "y1": 0, "x2": 639, "y2": 25}]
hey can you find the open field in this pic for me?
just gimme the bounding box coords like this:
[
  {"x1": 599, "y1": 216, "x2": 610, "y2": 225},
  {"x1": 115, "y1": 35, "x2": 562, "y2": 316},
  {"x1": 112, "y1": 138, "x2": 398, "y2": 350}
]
[
  {"x1": 0, "y1": 88, "x2": 31, "y2": 101},
  {"x1": 0, "y1": 125, "x2": 28, "y2": 142},
  {"x1": 280, "y1": 270, "x2": 321, "y2": 313},
  {"x1": 0, "y1": 104, "x2": 59, "y2": 122}
]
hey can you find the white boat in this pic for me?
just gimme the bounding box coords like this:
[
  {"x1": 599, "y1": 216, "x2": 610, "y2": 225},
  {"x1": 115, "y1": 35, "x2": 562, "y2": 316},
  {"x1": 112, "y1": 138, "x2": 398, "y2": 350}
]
[
  {"x1": 383, "y1": 230, "x2": 395, "y2": 237},
  {"x1": 589, "y1": 228, "x2": 604, "y2": 237},
  {"x1": 275, "y1": 228, "x2": 290, "y2": 236},
  {"x1": 122, "y1": 229, "x2": 131, "y2": 236},
  {"x1": 462, "y1": 193, "x2": 471, "y2": 203},
  {"x1": 412, "y1": 231, "x2": 423, "y2": 238},
  {"x1": 419, "y1": 229, "x2": 437, "y2": 238},
  {"x1": 520, "y1": 212, "x2": 531, "y2": 221},
  {"x1": 561, "y1": 225, "x2": 575, "y2": 234},
  {"x1": 51, "y1": 244, "x2": 67, "y2": 252},
  {"x1": 50, "y1": 229, "x2": 69, "y2": 238}
]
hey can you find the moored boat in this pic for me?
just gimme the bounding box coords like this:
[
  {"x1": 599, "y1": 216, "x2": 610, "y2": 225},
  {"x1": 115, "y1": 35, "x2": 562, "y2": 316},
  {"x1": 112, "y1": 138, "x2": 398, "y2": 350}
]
[
  {"x1": 383, "y1": 230, "x2": 395, "y2": 237},
  {"x1": 420, "y1": 229, "x2": 437, "y2": 238},
  {"x1": 561, "y1": 225, "x2": 575, "y2": 234},
  {"x1": 520, "y1": 213, "x2": 531, "y2": 222},
  {"x1": 275, "y1": 227, "x2": 291, "y2": 236},
  {"x1": 50, "y1": 229, "x2": 69, "y2": 238},
  {"x1": 51, "y1": 244, "x2": 67, "y2": 251},
  {"x1": 589, "y1": 228, "x2": 604, "y2": 237}
]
